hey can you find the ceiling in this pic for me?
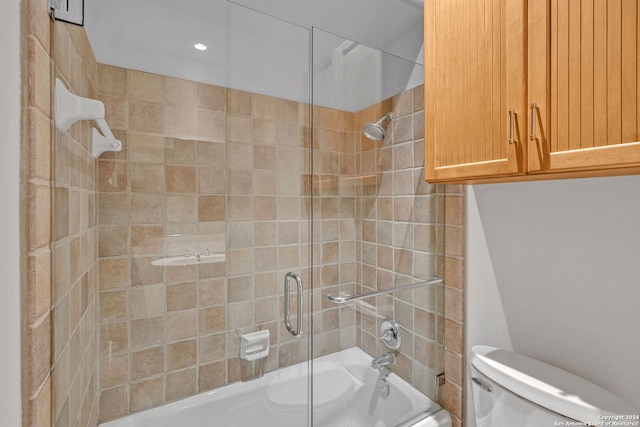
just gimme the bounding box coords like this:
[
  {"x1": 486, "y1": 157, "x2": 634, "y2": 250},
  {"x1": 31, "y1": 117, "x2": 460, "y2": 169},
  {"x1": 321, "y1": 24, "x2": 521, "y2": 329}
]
[{"x1": 84, "y1": 0, "x2": 424, "y2": 110}]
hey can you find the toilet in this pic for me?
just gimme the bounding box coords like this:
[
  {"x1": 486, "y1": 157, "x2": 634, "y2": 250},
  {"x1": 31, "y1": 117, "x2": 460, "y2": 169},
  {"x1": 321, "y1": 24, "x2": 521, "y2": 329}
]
[{"x1": 470, "y1": 345, "x2": 636, "y2": 427}]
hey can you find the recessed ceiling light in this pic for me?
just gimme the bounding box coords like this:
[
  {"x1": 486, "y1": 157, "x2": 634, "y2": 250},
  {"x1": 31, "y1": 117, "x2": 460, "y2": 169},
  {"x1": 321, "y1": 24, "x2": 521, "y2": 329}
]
[{"x1": 194, "y1": 43, "x2": 207, "y2": 51}]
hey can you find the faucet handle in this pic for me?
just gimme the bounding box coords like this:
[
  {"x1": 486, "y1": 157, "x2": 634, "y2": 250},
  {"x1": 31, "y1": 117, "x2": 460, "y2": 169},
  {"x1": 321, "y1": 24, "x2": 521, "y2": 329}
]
[{"x1": 183, "y1": 249, "x2": 191, "y2": 257}]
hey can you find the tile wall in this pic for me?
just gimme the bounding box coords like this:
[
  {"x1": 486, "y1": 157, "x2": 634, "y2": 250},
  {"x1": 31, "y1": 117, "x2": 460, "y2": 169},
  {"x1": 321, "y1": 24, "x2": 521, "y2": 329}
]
[
  {"x1": 94, "y1": 65, "x2": 356, "y2": 422},
  {"x1": 50, "y1": 18, "x2": 101, "y2": 427},
  {"x1": 21, "y1": 0, "x2": 101, "y2": 425}
]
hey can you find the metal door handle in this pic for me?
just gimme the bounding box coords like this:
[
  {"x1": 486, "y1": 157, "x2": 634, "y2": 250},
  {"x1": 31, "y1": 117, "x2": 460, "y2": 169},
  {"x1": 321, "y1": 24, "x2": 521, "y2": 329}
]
[
  {"x1": 508, "y1": 109, "x2": 515, "y2": 144},
  {"x1": 284, "y1": 272, "x2": 303, "y2": 337},
  {"x1": 530, "y1": 103, "x2": 537, "y2": 141}
]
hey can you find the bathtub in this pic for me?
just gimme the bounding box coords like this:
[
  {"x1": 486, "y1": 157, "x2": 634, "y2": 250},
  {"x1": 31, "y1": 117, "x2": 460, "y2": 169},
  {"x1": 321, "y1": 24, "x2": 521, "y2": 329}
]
[{"x1": 101, "y1": 347, "x2": 452, "y2": 427}]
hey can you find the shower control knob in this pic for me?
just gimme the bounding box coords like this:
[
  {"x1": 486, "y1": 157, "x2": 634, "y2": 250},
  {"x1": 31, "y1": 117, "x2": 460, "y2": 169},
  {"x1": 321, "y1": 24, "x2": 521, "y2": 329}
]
[{"x1": 380, "y1": 320, "x2": 402, "y2": 350}]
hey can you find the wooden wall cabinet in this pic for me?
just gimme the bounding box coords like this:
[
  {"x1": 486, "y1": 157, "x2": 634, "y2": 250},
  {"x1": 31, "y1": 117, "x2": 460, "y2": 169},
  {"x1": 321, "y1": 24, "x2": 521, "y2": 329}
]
[{"x1": 425, "y1": 0, "x2": 640, "y2": 183}]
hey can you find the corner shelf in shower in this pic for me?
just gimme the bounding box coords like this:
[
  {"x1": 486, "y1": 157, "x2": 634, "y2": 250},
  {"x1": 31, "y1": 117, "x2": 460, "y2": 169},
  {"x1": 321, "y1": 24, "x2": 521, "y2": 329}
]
[
  {"x1": 326, "y1": 276, "x2": 443, "y2": 304},
  {"x1": 151, "y1": 253, "x2": 226, "y2": 267}
]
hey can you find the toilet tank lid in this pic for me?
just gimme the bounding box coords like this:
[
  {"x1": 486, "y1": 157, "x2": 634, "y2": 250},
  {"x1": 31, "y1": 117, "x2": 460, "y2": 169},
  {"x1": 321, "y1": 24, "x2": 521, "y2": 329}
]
[{"x1": 471, "y1": 345, "x2": 636, "y2": 424}]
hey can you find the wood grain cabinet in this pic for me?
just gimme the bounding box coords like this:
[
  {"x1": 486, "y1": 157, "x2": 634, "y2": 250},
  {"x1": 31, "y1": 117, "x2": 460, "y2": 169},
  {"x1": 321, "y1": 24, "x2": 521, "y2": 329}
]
[{"x1": 425, "y1": 0, "x2": 640, "y2": 183}]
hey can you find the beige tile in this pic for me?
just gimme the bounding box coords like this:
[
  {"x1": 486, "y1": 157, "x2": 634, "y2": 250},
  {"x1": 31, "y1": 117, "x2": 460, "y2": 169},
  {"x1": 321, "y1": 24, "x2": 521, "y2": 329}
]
[
  {"x1": 100, "y1": 290, "x2": 128, "y2": 322},
  {"x1": 276, "y1": 123, "x2": 300, "y2": 146},
  {"x1": 197, "y1": 141, "x2": 225, "y2": 167},
  {"x1": 131, "y1": 317, "x2": 164, "y2": 351},
  {"x1": 254, "y1": 247, "x2": 277, "y2": 271},
  {"x1": 28, "y1": 313, "x2": 51, "y2": 394},
  {"x1": 228, "y1": 301, "x2": 255, "y2": 329},
  {"x1": 165, "y1": 77, "x2": 196, "y2": 107},
  {"x1": 129, "y1": 70, "x2": 163, "y2": 103},
  {"x1": 167, "y1": 340, "x2": 197, "y2": 371},
  {"x1": 198, "y1": 333, "x2": 226, "y2": 362},
  {"x1": 227, "y1": 196, "x2": 252, "y2": 221},
  {"x1": 227, "y1": 276, "x2": 254, "y2": 302},
  {"x1": 101, "y1": 95, "x2": 128, "y2": 130},
  {"x1": 98, "y1": 386, "x2": 128, "y2": 422},
  {"x1": 98, "y1": 193, "x2": 129, "y2": 225},
  {"x1": 166, "y1": 310, "x2": 196, "y2": 341},
  {"x1": 98, "y1": 226, "x2": 128, "y2": 257},
  {"x1": 131, "y1": 225, "x2": 164, "y2": 256},
  {"x1": 227, "y1": 143, "x2": 253, "y2": 169},
  {"x1": 130, "y1": 285, "x2": 165, "y2": 319},
  {"x1": 198, "y1": 279, "x2": 226, "y2": 307},
  {"x1": 227, "y1": 89, "x2": 252, "y2": 115},
  {"x1": 131, "y1": 257, "x2": 164, "y2": 286},
  {"x1": 131, "y1": 346, "x2": 164, "y2": 380},
  {"x1": 197, "y1": 167, "x2": 226, "y2": 195},
  {"x1": 199, "y1": 306, "x2": 226, "y2": 335},
  {"x1": 197, "y1": 83, "x2": 226, "y2": 111},
  {"x1": 444, "y1": 319, "x2": 463, "y2": 354},
  {"x1": 165, "y1": 106, "x2": 196, "y2": 138},
  {"x1": 254, "y1": 197, "x2": 276, "y2": 221},
  {"x1": 198, "y1": 361, "x2": 225, "y2": 392},
  {"x1": 165, "y1": 194, "x2": 197, "y2": 223},
  {"x1": 130, "y1": 163, "x2": 165, "y2": 193},
  {"x1": 166, "y1": 138, "x2": 196, "y2": 164},
  {"x1": 29, "y1": 184, "x2": 51, "y2": 251},
  {"x1": 277, "y1": 99, "x2": 298, "y2": 123},
  {"x1": 166, "y1": 369, "x2": 197, "y2": 401},
  {"x1": 99, "y1": 322, "x2": 128, "y2": 356},
  {"x1": 99, "y1": 354, "x2": 129, "y2": 388},
  {"x1": 167, "y1": 282, "x2": 196, "y2": 312},
  {"x1": 99, "y1": 258, "x2": 128, "y2": 290},
  {"x1": 98, "y1": 64, "x2": 127, "y2": 96},
  {"x1": 444, "y1": 349, "x2": 463, "y2": 387},
  {"x1": 29, "y1": 108, "x2": 51, "y2": 181},
  {"x1": 166, "y1": 165, "x2": 196, "y2": 193},
  {"x1": 227, "y1": 249, "x2": 254, "y2": 275},
  {"x1": 28, "y1": 37, "x2": 51, "y2": 115},
  {"x1": 130, "y1": 377, "x2": 164, "y2": 412},
  {"x1": 130, "y1": 194, "x2": 163, "y2": 224},
  {"x1": 254, "y1": 145, "x2": 277, "y2": 170},
  {"x1": 129, "y1": 102, "x2": 163, "y2": 133},
  {"x1": 129, "y1": 134, "x2": 164, "y2": 163},
  {"x1": 198, "y1": 196, "x2": 226, "y2": 221},
  {"x1": 252, "y1": 119, "x2": 276, "y2": 145},
  {"x1": 444, "y1": 225, "x2": 464, "y2": 258},
  {"x1": 255, "y1": 296, "x2": 278, "y2": 323},
  {"x1": 443, "y1": 383, "x2": 463, "y2": 420},
  {"x1": 251, "y1": 94, "x2": 277, "y2": 120},
  {"x1": 196, "y1": 110, "x2": 225, "y2": 142},
  {"x1": 226, "y1": 115, "x2": 252, "y2": 143}
]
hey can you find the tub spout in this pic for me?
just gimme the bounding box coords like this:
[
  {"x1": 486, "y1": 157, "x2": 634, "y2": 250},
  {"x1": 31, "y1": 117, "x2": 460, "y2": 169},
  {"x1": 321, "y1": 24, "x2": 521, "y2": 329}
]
[{"x1": 371, "y1": 352, "x2": 396, "y2": 370}]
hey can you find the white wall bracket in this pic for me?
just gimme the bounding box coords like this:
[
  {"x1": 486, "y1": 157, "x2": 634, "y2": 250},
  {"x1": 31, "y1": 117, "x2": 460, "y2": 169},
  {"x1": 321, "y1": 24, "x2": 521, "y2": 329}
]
[{"x1": 55, "y1": 79, "x2": 122, "y2": 158}]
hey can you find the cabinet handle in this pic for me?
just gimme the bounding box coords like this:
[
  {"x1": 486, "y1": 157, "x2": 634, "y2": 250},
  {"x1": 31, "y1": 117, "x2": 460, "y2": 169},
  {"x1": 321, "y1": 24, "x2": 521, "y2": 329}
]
[
  {"x1": 508, "y1": 109, "x2": 515, "y2": 144},
  {"x1": 530, "y1": 103, "x2": 537, "y2": 141}
]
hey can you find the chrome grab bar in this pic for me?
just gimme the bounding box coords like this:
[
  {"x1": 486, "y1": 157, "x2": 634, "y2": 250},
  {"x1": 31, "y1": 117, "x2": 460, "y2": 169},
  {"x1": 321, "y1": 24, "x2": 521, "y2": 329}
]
[
  {"x1": 284, "y1": 272, "x2": 303, "y2": 337},
  {"x1": 326, "y1": 276, "x2": 443, "y2": 304}
]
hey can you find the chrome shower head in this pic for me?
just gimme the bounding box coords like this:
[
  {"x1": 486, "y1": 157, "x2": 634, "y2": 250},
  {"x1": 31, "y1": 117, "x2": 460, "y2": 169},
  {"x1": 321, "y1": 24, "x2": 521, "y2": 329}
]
[{"x1": 362, "y1": 114, "x2": 392, "y2": 141}]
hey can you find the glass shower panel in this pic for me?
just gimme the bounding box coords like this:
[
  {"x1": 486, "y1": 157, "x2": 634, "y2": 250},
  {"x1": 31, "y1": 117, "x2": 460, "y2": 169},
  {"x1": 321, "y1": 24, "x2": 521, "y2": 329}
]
[
  {"x1": 51, "y1": 0, "x2": 314, "y2": 425},
  {"x1": 311, "y1": 28, "x2": 446, "y2": 423}
]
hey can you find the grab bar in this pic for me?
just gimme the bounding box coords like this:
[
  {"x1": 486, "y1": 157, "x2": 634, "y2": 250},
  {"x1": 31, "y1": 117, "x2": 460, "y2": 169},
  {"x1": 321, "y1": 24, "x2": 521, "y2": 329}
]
[
  {"x1": 326, "y1": 276, "x2": 443, "y2": 304},
  {"x1": 284, "y1": 272, "x2": 303, "y2": 337}
]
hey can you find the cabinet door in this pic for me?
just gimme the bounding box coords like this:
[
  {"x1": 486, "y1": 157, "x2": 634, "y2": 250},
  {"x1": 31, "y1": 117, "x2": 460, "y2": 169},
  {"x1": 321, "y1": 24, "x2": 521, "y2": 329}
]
[
  {"x1": 529, "y1": 0, "x2": 640, "y2": 173},
  {"x1": 425, "y1": 0, "x2": 527, "y2": 182}
]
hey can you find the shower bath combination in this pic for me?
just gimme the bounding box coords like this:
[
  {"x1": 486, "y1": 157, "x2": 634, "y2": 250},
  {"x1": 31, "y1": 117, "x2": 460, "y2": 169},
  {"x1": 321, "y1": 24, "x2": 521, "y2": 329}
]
[{"x1": 362, "y1": 113, "x2": 392, "y2": 140}]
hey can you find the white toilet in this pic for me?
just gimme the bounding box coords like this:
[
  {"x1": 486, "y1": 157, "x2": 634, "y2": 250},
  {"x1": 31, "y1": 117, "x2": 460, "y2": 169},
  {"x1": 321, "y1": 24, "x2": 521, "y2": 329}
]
[{"x1": 470, "y1": 345, "x2": 637, "y2": 427}]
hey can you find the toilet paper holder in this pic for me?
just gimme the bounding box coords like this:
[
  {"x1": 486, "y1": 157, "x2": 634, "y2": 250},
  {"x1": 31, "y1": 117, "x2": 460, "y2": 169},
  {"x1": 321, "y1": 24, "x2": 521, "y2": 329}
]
[{"x1": 240, "y1": 330, "x2": 270, "y2": 361}]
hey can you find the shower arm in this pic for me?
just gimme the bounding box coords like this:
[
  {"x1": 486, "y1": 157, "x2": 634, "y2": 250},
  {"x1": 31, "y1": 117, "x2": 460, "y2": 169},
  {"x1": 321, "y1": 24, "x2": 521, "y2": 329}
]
[{"x1": 326, "y1": 276, "x2": 443, "y2": 304}]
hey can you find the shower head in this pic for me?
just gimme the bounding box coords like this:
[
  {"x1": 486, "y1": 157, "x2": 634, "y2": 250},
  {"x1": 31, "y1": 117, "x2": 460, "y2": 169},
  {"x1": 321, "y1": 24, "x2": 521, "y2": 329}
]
[{"x1": 362, "y1": 114, "x2": 392, "y2": 141}]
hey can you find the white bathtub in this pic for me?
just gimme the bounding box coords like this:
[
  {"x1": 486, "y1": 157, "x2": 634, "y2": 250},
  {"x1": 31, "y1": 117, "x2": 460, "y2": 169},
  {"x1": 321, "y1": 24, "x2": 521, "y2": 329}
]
[{"x1": 101, "y1": 347, "x2": 452, "y2": 427}]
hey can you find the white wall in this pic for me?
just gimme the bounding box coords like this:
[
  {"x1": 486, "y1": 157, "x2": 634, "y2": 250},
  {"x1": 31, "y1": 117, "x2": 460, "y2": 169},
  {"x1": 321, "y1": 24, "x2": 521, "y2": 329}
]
[
  {"x1": 465, "y1": 176, "x2": 640, "y2": 426},
  {"x1": 0, "y1": 0, "x2": 23, "y2": 425}
]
